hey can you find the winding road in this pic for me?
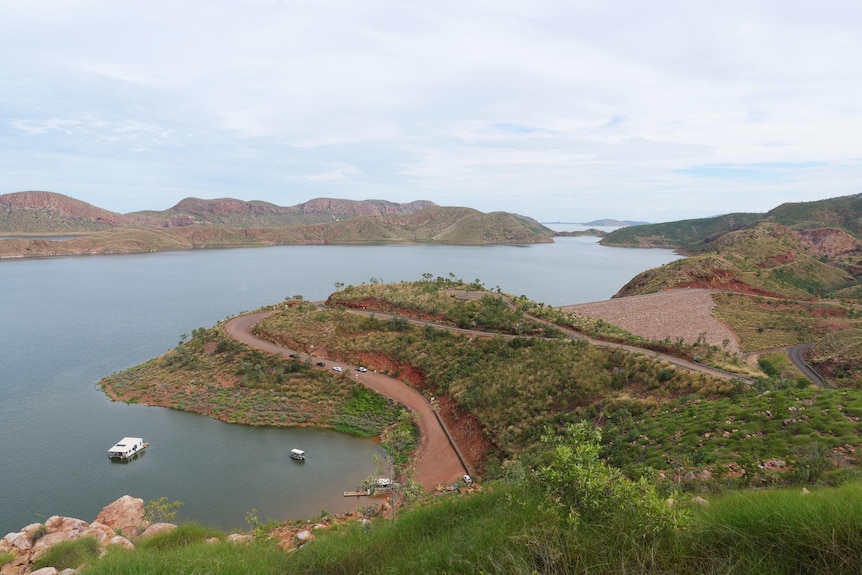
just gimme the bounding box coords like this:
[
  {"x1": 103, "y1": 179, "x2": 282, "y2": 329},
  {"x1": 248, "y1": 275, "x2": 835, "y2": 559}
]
[
  {"x1": 225, "y1": 311, "x2": 470, "y2": 490},
  {"x1": 788, "y1": 343, "x2": 827, "y2": 387},
  {"x1": 223, "y1": 293, "x2": 772, "y2": 490}
]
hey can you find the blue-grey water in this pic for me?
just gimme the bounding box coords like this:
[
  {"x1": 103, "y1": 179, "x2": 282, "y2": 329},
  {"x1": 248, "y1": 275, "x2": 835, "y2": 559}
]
[{"x1": 0, "y1": 235, "x2": 680, "y2": 534}]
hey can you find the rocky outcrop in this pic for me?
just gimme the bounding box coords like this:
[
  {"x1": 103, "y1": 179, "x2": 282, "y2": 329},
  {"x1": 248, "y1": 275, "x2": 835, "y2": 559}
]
[
  {"x1": 795, "y1": 228, "x2": 862, "y2": 258},
  {"x1": 1, "y1": 496, "x2": 382, "y2": 573},
  {"x1": 0, "y1": 191, "x2": 163, "y2": 231},
  {"x1": 0, "y1": 496, "x2": 160, "y2": 575},
  {"x1": 93, "y1": 495, "x2": 147, "y2": 537}
]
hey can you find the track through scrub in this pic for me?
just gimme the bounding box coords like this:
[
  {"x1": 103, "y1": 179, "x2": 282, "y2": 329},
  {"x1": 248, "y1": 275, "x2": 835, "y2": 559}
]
[{"x1": 225, "y1": 312, "x2": 470, "y2": 490}]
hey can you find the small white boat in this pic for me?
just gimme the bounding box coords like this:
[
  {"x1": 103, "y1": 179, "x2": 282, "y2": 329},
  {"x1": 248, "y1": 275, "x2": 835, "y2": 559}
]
[
  {"x1": 290, "y1": 448, "x2": 305, "y2": 461},
  {"x1": 108, "y1": 437, "x2": 149, "y2": 460}
]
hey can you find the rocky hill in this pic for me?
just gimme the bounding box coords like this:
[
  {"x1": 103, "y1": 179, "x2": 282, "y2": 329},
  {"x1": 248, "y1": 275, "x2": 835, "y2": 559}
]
[
  {"x1": 614, "y1": 222, "x2": 860, "y2": 300},
  {"x1": 0, "y1": 191, "x2": 439, "y2": 232},
  {"x1": 0, "y1": 192, "x2": 554, "y2": 257},
  {"x1": 601, "y1": 193, "x2": 862, "y2": 253},
  {"x1": 602, "y1": 194, "x2": 862, "y2": 302}
]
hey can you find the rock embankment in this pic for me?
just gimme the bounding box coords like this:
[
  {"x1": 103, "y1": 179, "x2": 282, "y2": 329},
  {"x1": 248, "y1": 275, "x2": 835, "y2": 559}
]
[
  {"x1": 2, "y1": 495, "x2": 384, "y2": 574},
  {"x1": 0, "y1": 495, "x2": 172, "y2": 575}
]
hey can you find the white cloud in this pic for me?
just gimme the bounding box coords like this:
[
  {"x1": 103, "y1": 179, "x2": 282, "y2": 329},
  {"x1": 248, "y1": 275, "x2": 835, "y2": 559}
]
[
  {"x1": 1, "y1": 0, "x2": 860, "y2": 221},
  {"x1": 304, "y1": 162, "x2": 362, "y2": 182}
]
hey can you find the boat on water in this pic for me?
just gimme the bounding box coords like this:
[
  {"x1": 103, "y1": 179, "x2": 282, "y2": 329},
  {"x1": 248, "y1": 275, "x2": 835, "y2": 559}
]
[
  {"x1": 108, "y1": 437, "x2": 149, "y2": 460},
  {"x1": 290, "y1": 448, "x2": 305, "y2": 461}
]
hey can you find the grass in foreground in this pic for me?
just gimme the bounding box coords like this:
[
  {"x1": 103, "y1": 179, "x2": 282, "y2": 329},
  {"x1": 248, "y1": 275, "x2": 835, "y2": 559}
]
[
  {"x1": 685, "y1": 484, "x2": 862, "y2": 574},
  {"x1": 77, "y1": 481, "x2": 862, "y2": 575}
]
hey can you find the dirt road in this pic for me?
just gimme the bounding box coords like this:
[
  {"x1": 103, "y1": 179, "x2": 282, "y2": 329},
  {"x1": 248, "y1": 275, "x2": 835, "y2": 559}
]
[{"x1": 225, "y1": 312, "x2": 470, "y2": 490}]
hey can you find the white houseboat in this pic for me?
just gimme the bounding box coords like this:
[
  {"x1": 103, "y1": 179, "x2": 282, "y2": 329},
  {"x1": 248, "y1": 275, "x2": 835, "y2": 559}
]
[
  {"x1": 290, "y1": 448, "x2": 305, "y2": 461},
  {"x1": 108, "y1": 437, "x2": 149, "y2": 460}
]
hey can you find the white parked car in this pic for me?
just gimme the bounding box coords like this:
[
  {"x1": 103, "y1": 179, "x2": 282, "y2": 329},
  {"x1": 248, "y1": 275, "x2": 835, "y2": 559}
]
[
  {"x1": 357, "y1": 367, "x2": 367, "y2": 372},
  {"x1": 332, "y1": 366, "x2": 343, "y2": 372}
]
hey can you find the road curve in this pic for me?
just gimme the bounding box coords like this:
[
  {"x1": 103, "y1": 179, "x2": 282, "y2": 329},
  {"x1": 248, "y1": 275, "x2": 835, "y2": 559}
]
[
  {"x1": 788, "y1": 343, "x2": 828, "y2": 387},
  {"x1": 225, "y1": 312, "x2": 470, "y2": 490}
]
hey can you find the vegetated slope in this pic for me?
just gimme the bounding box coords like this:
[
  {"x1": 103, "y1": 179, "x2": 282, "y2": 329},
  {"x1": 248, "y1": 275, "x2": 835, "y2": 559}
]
[
  {"x1": 258, "y1": 280, "x2": 862, "y2": 479},
  {"x1": 709, "y1": 292, "x2": 862, "y2": 354},
  {"x1": 601, "y1": 212, "x2": 763, "y2": 251},
  {"x1": 256, "y1": 283, "x2": 734, "y2": 463},
  {"x1": 603, "y1": 205, "x2": 862, "y2": 384},
  {"x1": 805, "y1": 329, "x2": 862, "y2": 387},
  {"x1": 601, "y1": 192, "x2": 862, "y2": 253},
  {"x1": 614, "y1": 222, "x2": 859, "y2": 300}
]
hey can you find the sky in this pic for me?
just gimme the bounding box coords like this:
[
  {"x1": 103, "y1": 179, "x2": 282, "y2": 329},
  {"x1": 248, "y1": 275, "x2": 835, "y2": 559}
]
[{"x1": 1, "y1": 1, "x2": 861, "y2": 224}]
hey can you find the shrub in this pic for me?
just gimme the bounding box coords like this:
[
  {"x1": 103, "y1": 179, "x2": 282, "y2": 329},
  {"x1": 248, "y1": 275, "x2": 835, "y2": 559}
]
[
  {"x1": 533, "y1": 422, "x2": 684, "y2": 540},
  {"x1": 144, "y1": 497, "x2": 183, "y2": 523}
]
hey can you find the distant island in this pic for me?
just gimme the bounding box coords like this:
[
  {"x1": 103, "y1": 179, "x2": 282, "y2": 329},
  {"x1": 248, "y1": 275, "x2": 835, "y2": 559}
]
[{"x1": 542, "y1": 219, "x2": 650, "y2": 227}]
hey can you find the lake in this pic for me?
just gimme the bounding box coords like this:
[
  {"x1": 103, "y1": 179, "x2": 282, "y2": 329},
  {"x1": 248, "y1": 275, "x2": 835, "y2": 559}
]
[{"x1": 0, "y1": 235, "x2": 680, "y2": 534}]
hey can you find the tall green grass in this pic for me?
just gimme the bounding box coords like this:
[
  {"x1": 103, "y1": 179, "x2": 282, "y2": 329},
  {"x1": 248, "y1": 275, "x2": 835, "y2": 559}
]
[
  {"x1": 31, "y1": 536, "x2": 101, "y2": 571},
  {"x1": 288, "y1": 484, "x2": 560, "y2": 574},
  {"x1": 75, "y1": 481, "x2": 862, "y2": 575},
  {"x1": 685, "y1": 483, "x2": 862, "y2": 574}
]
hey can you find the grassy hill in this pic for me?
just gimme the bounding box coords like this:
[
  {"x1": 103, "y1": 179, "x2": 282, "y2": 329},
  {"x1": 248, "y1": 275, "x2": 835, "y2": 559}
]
[
  {"x1": 615, "y1": 222, "x2": 858, "y2": 300},
  {"x1": 601, "y1": 193, "x2": 862, "y2": 253},
  {"x1": 603, "y1": 195, "x2": 862, "y2": 383},
  {"x1": 599, "y1": 193, "x2": 862, "y2": 304}
]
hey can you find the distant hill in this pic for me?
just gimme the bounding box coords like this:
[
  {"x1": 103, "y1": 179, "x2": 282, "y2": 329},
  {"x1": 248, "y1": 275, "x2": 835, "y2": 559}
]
[
  {"x1": 0, "y1": 191, "x2": 439, "y2": 232},
  {"x1": 0, "y1": 191, "x2": 555, "y2": 257},
  {"x1": 580, "y1": 219, "x2": 650, "y2": 227},
  {"x1": 601, "y1": 193, "x2": 862, "y2": 253},
  {"x1": 553, "y1": 229, "x2": 609, "y2": 238},
  {"x1": 605, "y1": 194, "x2": 862, "y2": 301}
]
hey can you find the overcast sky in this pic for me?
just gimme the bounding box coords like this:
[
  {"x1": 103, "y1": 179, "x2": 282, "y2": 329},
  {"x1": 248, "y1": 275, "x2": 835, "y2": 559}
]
[{"x1": 1, "y1": 1, "x2": 860, "y2": 223}]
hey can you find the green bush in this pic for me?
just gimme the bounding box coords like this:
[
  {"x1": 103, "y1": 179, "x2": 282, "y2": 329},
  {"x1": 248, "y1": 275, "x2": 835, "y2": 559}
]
[{"x1": 533, "y1": 422, "x2": 684, "y2": 539}]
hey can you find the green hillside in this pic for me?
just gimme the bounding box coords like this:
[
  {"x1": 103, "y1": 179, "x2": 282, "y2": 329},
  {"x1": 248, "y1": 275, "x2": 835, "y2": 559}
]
[
  {"x1": 602, "y1": 193, "x2": 862, "y2": 253},
  {"x1": 615, "y1": 222, "x2": 858, "y2": 300},
  {"x1": 601, "y1": 212, "x2": 762, "y2": 252}
]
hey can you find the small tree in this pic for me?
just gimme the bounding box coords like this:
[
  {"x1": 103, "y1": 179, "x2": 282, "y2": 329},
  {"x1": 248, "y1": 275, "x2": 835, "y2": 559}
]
[
  {"x1": 533, "y1": 422, "x2": 683, "y2": 540},
  {"x1": 144, "y1": 497, "x2": 183, "y2": 523},
  {"x1": 792, "y1": 441, "x2": 829, "y2": 484}
]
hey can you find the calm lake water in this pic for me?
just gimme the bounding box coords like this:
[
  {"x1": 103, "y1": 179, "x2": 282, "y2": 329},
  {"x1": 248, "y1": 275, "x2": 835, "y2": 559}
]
[{"x1": 0, "y1": 234, "x2": 680, "y2": 534}]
